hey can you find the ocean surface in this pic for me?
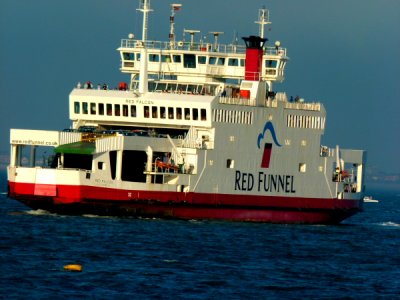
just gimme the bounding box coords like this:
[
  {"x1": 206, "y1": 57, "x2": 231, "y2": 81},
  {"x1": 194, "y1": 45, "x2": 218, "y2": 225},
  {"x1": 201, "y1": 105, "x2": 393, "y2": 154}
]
[{"x1": 1, "y1": 171, "x2": 399, "y2": 299}]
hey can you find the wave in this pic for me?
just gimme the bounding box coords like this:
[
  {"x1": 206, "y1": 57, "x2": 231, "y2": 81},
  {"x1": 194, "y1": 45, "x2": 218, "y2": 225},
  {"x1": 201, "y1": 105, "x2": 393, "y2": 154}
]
[
  {"x1": 378, "y1": 221, "x2": 400, "y2": 228},
  {"x1": 25, "y1": 209, "x2": 57, "y2": 216}
]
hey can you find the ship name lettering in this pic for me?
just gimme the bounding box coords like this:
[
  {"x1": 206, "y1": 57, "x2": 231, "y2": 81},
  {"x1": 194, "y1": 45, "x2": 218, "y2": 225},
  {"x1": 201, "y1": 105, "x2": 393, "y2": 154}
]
[
  {"x1": 234, "y1": 170, "x2": 296, "y2": 193},
  {"x1": 125, "y1": 99, "x2": 154, "y2": 105},
  {"x1": 234, "y1": 171, "x2": 254, "y2": 191}
]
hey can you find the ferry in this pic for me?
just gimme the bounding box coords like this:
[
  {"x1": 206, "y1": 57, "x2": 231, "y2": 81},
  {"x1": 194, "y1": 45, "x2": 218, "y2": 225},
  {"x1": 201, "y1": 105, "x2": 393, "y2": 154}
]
[{"x1": 7, "y1": 1, "x2": 367, "y2": 224}]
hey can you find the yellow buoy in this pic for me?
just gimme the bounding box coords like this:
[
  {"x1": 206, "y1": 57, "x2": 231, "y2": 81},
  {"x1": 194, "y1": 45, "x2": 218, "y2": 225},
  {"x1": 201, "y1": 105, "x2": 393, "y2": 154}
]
[{"x1": 63, "y1": 264, "x2": 83, "y2": 272}]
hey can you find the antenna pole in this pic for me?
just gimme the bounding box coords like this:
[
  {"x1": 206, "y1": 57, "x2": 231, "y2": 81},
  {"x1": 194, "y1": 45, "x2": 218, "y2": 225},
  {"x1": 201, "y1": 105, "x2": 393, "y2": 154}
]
[
  {"x1": 255, "y1": 7, "x2": 271, "y2": 39},
  {"x1": 169, "y1": 4, "x2": 182, "y2": 47},
  {"x1": 137, "y1": 0, "x2": 153, "y2": 42}
]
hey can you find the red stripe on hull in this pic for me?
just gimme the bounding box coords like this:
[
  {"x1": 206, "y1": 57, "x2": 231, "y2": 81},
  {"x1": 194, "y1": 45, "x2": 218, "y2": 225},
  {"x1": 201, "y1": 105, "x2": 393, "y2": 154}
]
[{"x1": 8, "y1": 181, "x2": 362, "y2": 224}]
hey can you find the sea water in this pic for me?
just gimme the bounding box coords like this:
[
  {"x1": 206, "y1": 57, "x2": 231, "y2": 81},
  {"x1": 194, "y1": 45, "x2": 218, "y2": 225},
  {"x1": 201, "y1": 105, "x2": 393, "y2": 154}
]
[{"x1": 0, "y1": 171, "x2": 399, "y2": 299}]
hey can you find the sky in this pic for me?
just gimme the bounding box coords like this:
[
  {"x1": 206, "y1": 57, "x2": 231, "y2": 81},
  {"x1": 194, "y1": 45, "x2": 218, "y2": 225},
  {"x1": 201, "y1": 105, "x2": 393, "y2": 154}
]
[{"x1": 0, "y1": 0, "x2": 399, "y2": 173}]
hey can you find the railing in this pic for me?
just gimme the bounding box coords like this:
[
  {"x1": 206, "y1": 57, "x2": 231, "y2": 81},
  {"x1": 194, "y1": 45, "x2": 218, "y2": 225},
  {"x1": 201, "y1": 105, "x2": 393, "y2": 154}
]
[
  {"x1": 219, "y1": 97, "x2": 257, "y2": 107},
  {"x1": 120, "y1": 39, "x2": 287, "y2": 56},
  {"x1": 284, "y1": 102, "x2": 321, "y2": 111}
]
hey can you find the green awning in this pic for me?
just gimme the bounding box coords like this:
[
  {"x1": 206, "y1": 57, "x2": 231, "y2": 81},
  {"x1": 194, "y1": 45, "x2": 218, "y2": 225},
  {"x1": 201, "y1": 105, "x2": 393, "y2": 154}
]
[{"x1": 54, "y1": 142, "x2": 95, "y2": 155}]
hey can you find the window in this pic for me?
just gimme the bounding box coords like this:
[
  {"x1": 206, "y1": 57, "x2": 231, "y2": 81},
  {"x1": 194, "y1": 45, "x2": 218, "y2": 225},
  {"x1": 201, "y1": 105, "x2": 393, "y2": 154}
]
[
  {"x1": 188, "y1": 85, "x2": 197, "y2": 94},
  {"x1": 114, "y1": 104, "x2": 120, "y2": 116},
  {"x1": 90, "y1": 103, "x2": 96, "y2": 114},
  {"x1": 198, "y1": 56, "x2": 207, "y2": 64},
  {"x1": 299, "y1": 163, "x2": 307, "y2": 173},
  {"x1": 240, "y1": 59, "x2": 245, "y2": 67},
  {"x1": 160, "y1": 107, "x2": 166, "y2": 119},
  {"x1": 82, "y1": 102, "x2": 88, "y2": 114},
  {"x1": 217, "y1": 57, "x2": 225, "y2": 65},
  {"x1": 144, "y1": 106, "x2": 150, "y2": 118},
  {"x1": 98, "y1": 103, "x2": 104, "y2": 115},
  {"x1": 98, "y1": 162, "x2": 105, "y2": 170},
  {"x1": 183, "y1": 54, "x2": 196, "y2": 68},
  {"x1": 265, "y1": 60, "x2": 278, "y2": 68},
  {"x1": 201, "y1": 109, "x2": 207, "y2": 121},
  {"x1": 149, "y1": 54, "x2": 160, "y2": 62},
  {"x1": 176, "y1": 108, "x2": 182, "y2": 119},
  {"x1": 228, "y1": 58, "x2": 239, "y2": 66},
  {"x1": 209, "y1": 57, "x2": 217, "y2": 64},
  {"x1": 123, "y1": 105, "x2": 128, "y2": 117},
  {"x1": 136, "y1": 53, "x2": 141, "y2": 61},
  {"x1": 152, "y1": 106, "x2": 158, "y2": 118},
  {"x1": 168, "y1": 107, "x2": 174, "y2": 119},
  {"x1": 74, "y1": 102, "x2": 80, "y2": 114},
  {"x1": 161, "y1": 55, "x2": 171, "y2": 62},
  {"x1": 184, "y1": 108, "x2": 190, "y2": 120},
  {"x1": 173, "y1": 55, "x2": 181, "y2": 63},
  {"x1": 106, "y1": 104, "x2": 112, "y2": 116},
  {"x1": 130, "y1": 105, "x2": 137, "y2": 117},
  {"x1": 227, "y1": 159, "x2": 234, "y2": 168},
  {"x1": 192, "y1": 108, "x2": 199, "y2": 120},
  {"x1": 123, "y1": 52, "x2": 134, "y2": 60}
]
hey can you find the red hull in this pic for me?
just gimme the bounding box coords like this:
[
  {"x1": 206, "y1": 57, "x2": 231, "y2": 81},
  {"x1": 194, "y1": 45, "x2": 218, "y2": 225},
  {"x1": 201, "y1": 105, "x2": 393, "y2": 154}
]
[{"x1": 8, "y1": 181, "x2": 363, "y2": 224}]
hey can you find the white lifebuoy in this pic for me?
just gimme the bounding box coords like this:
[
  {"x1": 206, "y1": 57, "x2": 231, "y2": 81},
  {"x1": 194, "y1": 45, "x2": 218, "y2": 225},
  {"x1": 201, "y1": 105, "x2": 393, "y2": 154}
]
[{"x1": 177, "y1": 41, "x2": 184, "y2": 47}]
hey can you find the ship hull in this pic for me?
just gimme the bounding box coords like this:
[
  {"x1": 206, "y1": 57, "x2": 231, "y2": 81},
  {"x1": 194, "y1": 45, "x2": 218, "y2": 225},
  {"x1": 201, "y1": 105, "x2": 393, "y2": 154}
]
[{"x1": 8, "y1": 181, "x2": 362, "y2": 224}]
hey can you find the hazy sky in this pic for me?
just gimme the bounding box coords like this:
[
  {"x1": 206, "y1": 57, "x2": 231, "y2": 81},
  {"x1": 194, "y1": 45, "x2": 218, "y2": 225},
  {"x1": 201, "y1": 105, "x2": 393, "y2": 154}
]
[{"x1": 1, "y1": 0, "x2": 399, "y2": 173}]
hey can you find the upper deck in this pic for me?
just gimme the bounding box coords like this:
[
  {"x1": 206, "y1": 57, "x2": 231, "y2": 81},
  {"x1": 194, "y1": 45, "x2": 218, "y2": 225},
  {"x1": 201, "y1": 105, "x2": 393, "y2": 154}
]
[{"x1": 118, "y1": 39, "x2": 288, "y2": 83}]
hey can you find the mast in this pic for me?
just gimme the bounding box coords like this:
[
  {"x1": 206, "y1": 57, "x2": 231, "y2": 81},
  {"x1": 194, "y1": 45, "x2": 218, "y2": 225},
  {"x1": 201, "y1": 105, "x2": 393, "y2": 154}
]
[
  {"x1": 254, "y1": 6, "x2": 271, "y2": 39},
  {"x1": 137, "y1": 0, "x2": 152, "y2": 94},
  {"x1": 137, "y1": 0, "x2": 153, "y2": 42},
  {"x1": 169, "y1": 4, "x2": 182, "y2": 47}
]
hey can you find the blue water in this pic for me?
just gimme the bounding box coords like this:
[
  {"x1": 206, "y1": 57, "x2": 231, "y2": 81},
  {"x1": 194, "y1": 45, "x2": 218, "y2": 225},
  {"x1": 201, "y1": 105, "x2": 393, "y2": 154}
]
[{"x1": 1, "y1": 171, "x2": 399, "y2": 299}]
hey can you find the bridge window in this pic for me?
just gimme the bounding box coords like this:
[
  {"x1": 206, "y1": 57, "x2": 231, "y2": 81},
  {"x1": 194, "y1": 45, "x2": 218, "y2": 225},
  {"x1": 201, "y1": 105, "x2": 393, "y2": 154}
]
[
  {"x1": 217, "y1": 58, "x2": 225, "y2": 66},
  {"x1": 265, "y1": 60, "x2": 277, "y2": 68},
  {"x1": 144, "y1": 106, "x2": 149, "y2": 118},
  {"x1": 209, "y1": 57, "x2": 217, "y2": 65},
  {"x1": 149, "y1": 54, "x2": 159, "y2": 62},
  {"x1": 161, "y1": 55, "x2": 171, "y2": 62},
  {"x1": 228, "y1": 58, "x2": 239, "y2": 66},
  {"x1": 74, "y1": 102, "x2": 80, "y2": 114},
  {"x1": 198, "y1": 56, "x2": 207, "y2": 64},
  {"x1": 183, "y1": 54, "x2": 196, "y2": 68},
  {"x1": 136, "y1": 53, "x2": 141, "y2": 61},
  {"x1": 173, "y1": 55, "x2": 181, "y2": 63},
  {"x1": 123, "y1": 52, "x2": 134, "y2": 60},
  {"x1": 240, "y1": 59, "x2": 245, "y2": 67},
  {"x1": 107, "y1": 104, "x2": 112, "y2": 116}
]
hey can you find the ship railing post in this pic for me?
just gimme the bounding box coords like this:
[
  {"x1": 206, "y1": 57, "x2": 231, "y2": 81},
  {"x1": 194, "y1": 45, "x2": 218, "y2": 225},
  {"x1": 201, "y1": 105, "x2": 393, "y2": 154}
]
[
  {"x1": 10, "y1": 144, "x2": 17, "y2": 167},
  {"x1": 116, "y1": 150, "x2": 123, "y2": 181}
]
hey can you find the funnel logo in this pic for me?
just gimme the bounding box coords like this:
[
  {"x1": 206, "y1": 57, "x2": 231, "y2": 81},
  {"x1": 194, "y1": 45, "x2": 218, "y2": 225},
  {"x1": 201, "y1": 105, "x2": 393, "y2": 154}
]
[{"x1": 257, "y1": 121, "x2": 282, "y2": 168}]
